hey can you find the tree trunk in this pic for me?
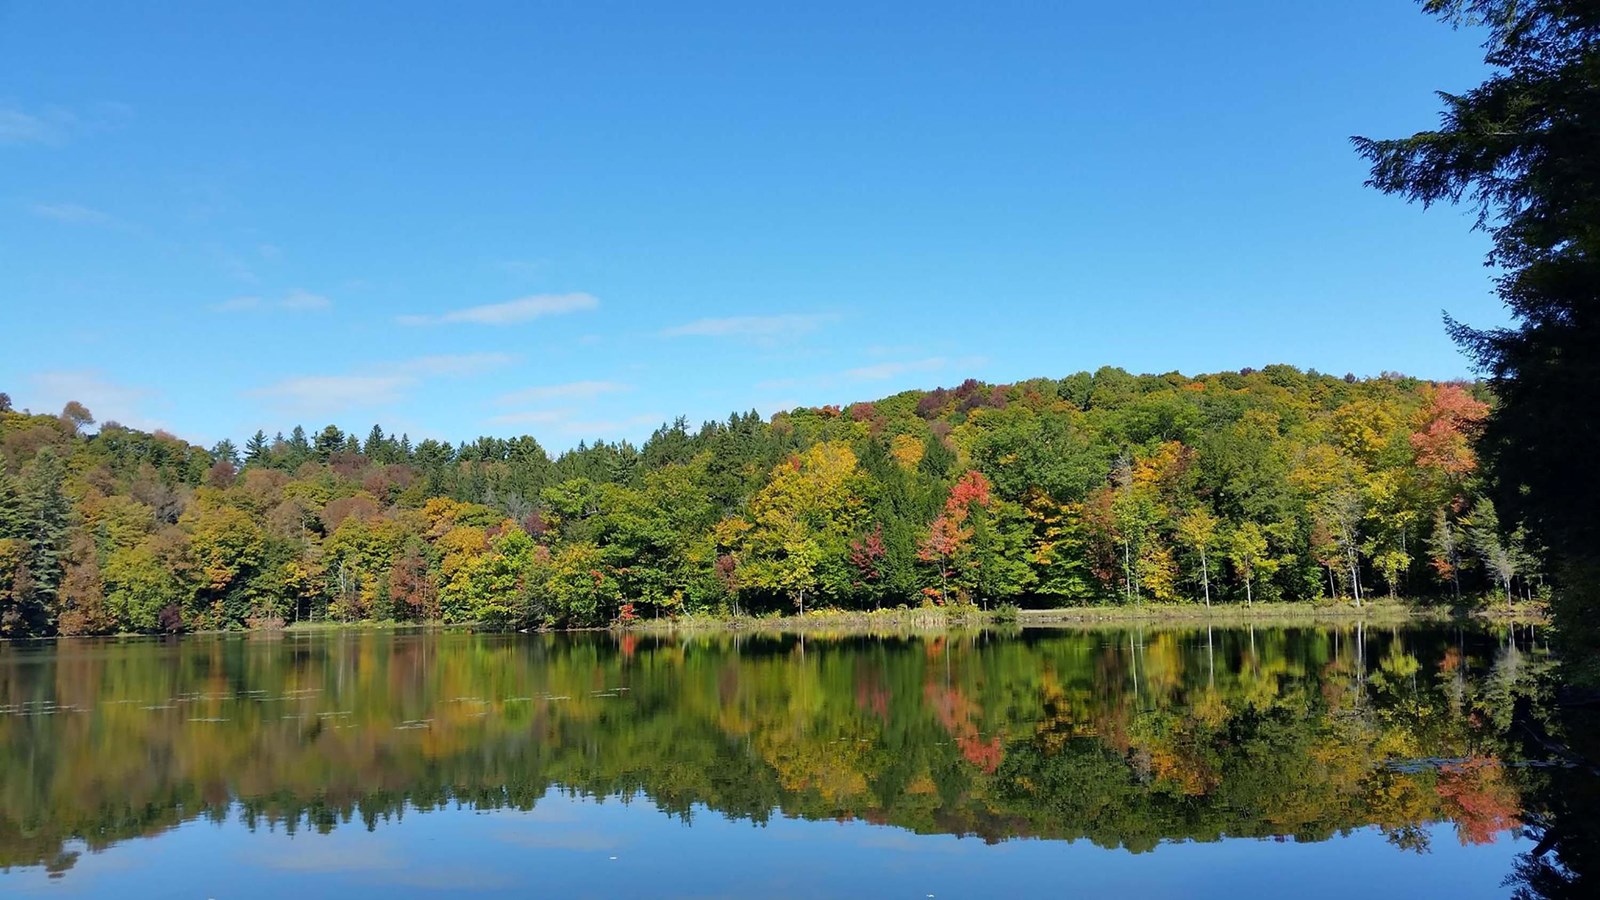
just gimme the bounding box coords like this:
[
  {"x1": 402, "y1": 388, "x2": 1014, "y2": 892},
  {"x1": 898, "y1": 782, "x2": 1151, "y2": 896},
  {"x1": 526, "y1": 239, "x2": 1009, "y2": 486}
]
[
  {"x1": 1199, "y1": 549, "x2": 1210, "y2": 608},
  {"x1": 1122, "y1": 539, "x2": 1132, "y2": 604}
]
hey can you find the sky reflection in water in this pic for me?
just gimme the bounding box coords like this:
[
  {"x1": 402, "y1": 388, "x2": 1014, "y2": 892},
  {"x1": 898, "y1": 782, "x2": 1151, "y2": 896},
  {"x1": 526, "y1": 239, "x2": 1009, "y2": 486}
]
[{"x1": 0, "y1": 624, "x2": 1582, "y2": 898}]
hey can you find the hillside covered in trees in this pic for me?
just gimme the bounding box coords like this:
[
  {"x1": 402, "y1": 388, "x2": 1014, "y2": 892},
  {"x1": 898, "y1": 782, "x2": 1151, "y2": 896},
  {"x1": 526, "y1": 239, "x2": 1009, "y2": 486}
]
[{"x1": 0, "y1": 366, "x2": 1538, "y2": 636}]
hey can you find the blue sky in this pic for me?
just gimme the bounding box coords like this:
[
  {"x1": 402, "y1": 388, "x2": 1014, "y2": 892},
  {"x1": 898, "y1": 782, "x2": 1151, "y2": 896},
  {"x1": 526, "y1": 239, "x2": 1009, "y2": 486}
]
[{"x1": 2, "y1": 1, "x2": 1501, "y2": 448}]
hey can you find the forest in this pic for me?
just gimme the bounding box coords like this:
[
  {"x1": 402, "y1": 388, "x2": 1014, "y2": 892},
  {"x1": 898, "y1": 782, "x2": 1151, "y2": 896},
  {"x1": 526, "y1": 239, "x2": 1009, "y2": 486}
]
[{"x1": 0, "y1": 365, "x2": 1539, "y2": 636}]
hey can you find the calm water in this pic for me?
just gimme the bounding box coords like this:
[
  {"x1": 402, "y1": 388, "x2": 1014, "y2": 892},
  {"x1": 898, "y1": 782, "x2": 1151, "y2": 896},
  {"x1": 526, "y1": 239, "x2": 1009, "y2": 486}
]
[{"x1": 0, "y1": 624, "x2": 1591, "y2": 898}]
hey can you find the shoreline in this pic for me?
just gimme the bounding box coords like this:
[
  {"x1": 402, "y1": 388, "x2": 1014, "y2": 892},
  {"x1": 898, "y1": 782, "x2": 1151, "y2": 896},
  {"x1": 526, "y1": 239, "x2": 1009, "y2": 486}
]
[
  {"x1": 10, "y1": 600, "x2": 1546, "y2": 643},
  {"x1": 623, "y1": 599, "x2": 1548, "y2": 635},
  {"x1": 1013, "y1": 600, "x2": 1547, "y2": 628}
]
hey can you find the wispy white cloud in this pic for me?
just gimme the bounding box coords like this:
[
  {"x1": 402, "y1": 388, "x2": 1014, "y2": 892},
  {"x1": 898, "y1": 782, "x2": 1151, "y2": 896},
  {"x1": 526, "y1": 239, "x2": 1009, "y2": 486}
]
[
  {"x1": 489, "y1": 381, "x2": 637, "y2": 434},
  {"x1": 398, "y1": 292, "x2": 598, "y2": 326},
  {"x1": 252, "y1": 375, "x2": 412, "y2": 414},
  {"x1": 250, "y1": 354, "x2": 516, "y2": 417},
  {"x1": 844, "y1": 356, "x2": 955, "y2": 381},
  {"x1": 756, "y1": 398, "x2": 803, "y2": 417},
  {"x1": 661, "y1": 313, "x2": 833, "y2": 338},
  {"x1": 399, "y1": 353, "x2": 518, "y2": 377},
  {"x1": 0, "y1": 102, "x2": 132, "y2": 146},
  {"x1": 755, "y1": 355, "x2": 988, "y2": 394},
  {"x1": 26, "y1": 370, "x2": 164, "y2": 432},
  {"x1": 496, "y1": 380, "x2": 629, "y2": 406},
  {"x1": 280, "y1": 288, "x2": 327, "y2": 310},
  {"x1": 556, "y1": 412, "x2": 666, "y2": 436},
  {"x1": 204, "y1": 243, "x2": 260, "y2": 284},
  {"x1": 485, "y1": 409, "x2": 569, "y2": 426},
  {"x1": 30, "y1": 202, "x2": 114, "y2": 226},
  {"x1": 0, "y1": 107, "x2": 67, "y2": 145},
  {"x1": 211, "y1": 289, "x2": 330, "y2": 313}
]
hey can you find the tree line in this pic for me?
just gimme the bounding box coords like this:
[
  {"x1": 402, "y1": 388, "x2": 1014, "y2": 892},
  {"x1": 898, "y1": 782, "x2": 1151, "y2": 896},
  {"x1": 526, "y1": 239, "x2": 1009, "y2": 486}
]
[{"x1": 0, "y1": 365, "x2": 1540, "y2": 635}]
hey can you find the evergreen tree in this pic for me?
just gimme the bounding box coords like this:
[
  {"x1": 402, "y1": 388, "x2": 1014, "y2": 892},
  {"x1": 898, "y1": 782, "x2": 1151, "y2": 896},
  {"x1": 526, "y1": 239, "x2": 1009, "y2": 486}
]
[
  {"x1": 0, "y1": 472, "x2": 23, "y2": 540},
  {"x1": 315, "y1": 425, "x2": 346, "y2": 460},
  {"x1": 2, "y1": 449, "x2": 72, "y2": 632},
  {"x1": 288, "y1": 426, "x2": 311, "y2": 454},
  {"x1": 245, "y1": 430, "x2": 270, "y2": 465},
  {"x1": 363, "y1": 425, "x2": 387, "y2": 461},
  {"x1": 1355, "y1": 0, "x2": 1600, "y2": 676}
]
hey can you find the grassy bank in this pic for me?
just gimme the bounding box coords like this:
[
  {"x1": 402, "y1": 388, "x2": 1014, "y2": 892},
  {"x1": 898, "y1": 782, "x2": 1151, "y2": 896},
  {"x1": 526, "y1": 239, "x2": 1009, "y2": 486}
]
[
  {"x1": 627, "y1": 599, "x2": 1548, "y2": 635},
  {"x1": 1015, "y1": 599, "x2": 1547, "y2": 628},
  {"x1": 630, "y1": 606, "x2": 993, "y2": 635},
  {"x1": 14, "y1": 601, "x2": 1543, "y2": 643},
  {"x1": 196, "y1": 598, "x2": 1544, "y2": 639}
]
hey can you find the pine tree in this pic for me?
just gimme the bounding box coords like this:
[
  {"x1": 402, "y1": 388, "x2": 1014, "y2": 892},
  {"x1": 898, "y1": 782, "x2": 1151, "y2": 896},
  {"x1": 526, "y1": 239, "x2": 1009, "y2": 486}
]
[
  {"x1": 2, "y1": 449, "x2": 73, "y2": 633},
  {"x1": 0, "y1": 472, "x2": 24, "y2": 540},
  {"x1": 288, "y1": 426, "x2": 311, "y2": 454},
  {"x1": 315, "y1": 425, "x2": 345, "y2": 460},
  {"x1": 245, "y1": 430, "x2": 270, "y2": 465},
  {"x1": 1355, "y1": 0, "x2": 1600, "y2": 674},
  {"x1": 363, "y1": 425, "x2": 387, "y2": 461}
]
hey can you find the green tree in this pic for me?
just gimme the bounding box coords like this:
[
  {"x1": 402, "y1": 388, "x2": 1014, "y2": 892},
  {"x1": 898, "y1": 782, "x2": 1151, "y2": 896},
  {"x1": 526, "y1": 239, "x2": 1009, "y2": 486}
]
[
  {"x1": 1176, "y1": 508, "x2": 1220, "y2": 607},
  {"x1": 738, "y1": 442, "x2": 864, "y2": 613},
  {"x1": 182, "y1": 493, "x2": 266, "y2": 627},
  {"x1": 244, "y1": 430, "x2": 270, "y2": 465},
  {"x1": 1467, "y1": 498, "x2": 1518, "y2": 605},
  {"x1": 1227, "y1": 522, "x2": 1274, "y2": 607},
  {"x1": 314, "y1": 425, "x2": 346, "y2": 461},
  {"x1": 2, "y1": 449, "x2": 71, "y2": 633}
]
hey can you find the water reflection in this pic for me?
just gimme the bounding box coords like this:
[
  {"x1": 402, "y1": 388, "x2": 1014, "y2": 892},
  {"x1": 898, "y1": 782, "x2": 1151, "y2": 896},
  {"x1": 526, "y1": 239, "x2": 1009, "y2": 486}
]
[{"x1": 0, "y1": 623, "x2": 1588, "y2": 894}]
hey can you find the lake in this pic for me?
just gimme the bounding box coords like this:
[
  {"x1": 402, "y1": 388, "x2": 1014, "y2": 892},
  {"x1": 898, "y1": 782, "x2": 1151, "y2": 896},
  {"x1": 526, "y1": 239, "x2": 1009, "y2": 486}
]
[{"x1": 0, "y1": 622, "x2": 1590, "y2": 898}]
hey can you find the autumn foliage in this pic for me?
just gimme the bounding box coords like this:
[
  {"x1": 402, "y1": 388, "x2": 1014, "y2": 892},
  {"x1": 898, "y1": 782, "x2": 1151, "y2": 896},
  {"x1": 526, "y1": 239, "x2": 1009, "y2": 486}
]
[{"x1": 0, "y1": 366, "x2": 1533, "y2": 636}]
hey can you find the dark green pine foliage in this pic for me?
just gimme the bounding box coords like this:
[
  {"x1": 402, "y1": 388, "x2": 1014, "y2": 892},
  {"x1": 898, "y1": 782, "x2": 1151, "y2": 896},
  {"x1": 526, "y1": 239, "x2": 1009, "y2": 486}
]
[
  {"x1": 363, "y1": 425, "x2": 387, "y2": 460},
  {"x1": 245, "y1": 430, "x2": 270, "y2": 465},
  {"x1": 1354, "y1": 0, "x2": 1600, "y2": 680},
  {"x1": 0, "y1": 471, "x2": 23, "y2": 541},
  {"x1": 1, "y1": 449, "x2": 71, "y2": 633},
  {"x1": 314, "y1": 425, "x2": 345, "y2": 461}
]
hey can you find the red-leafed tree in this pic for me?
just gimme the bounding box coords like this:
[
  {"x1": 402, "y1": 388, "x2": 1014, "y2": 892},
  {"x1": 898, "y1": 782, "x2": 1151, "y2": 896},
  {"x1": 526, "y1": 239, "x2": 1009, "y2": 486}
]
[
  {"x1": 1411, "y1": 383, "x2": 1490, "y2": 478},
  {"x1": 918, "y1": 471, "x2": 995, "y2": 604},
  {"x1": 848, "y1": 525, "x2": 887, "y2": 607}
]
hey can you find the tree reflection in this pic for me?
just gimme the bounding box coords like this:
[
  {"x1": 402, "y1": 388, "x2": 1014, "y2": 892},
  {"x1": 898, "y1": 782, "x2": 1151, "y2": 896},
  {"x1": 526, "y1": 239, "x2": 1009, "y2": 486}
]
[{"x1": 0, "y1": 623, "x2": 1584, "y2": 890}]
